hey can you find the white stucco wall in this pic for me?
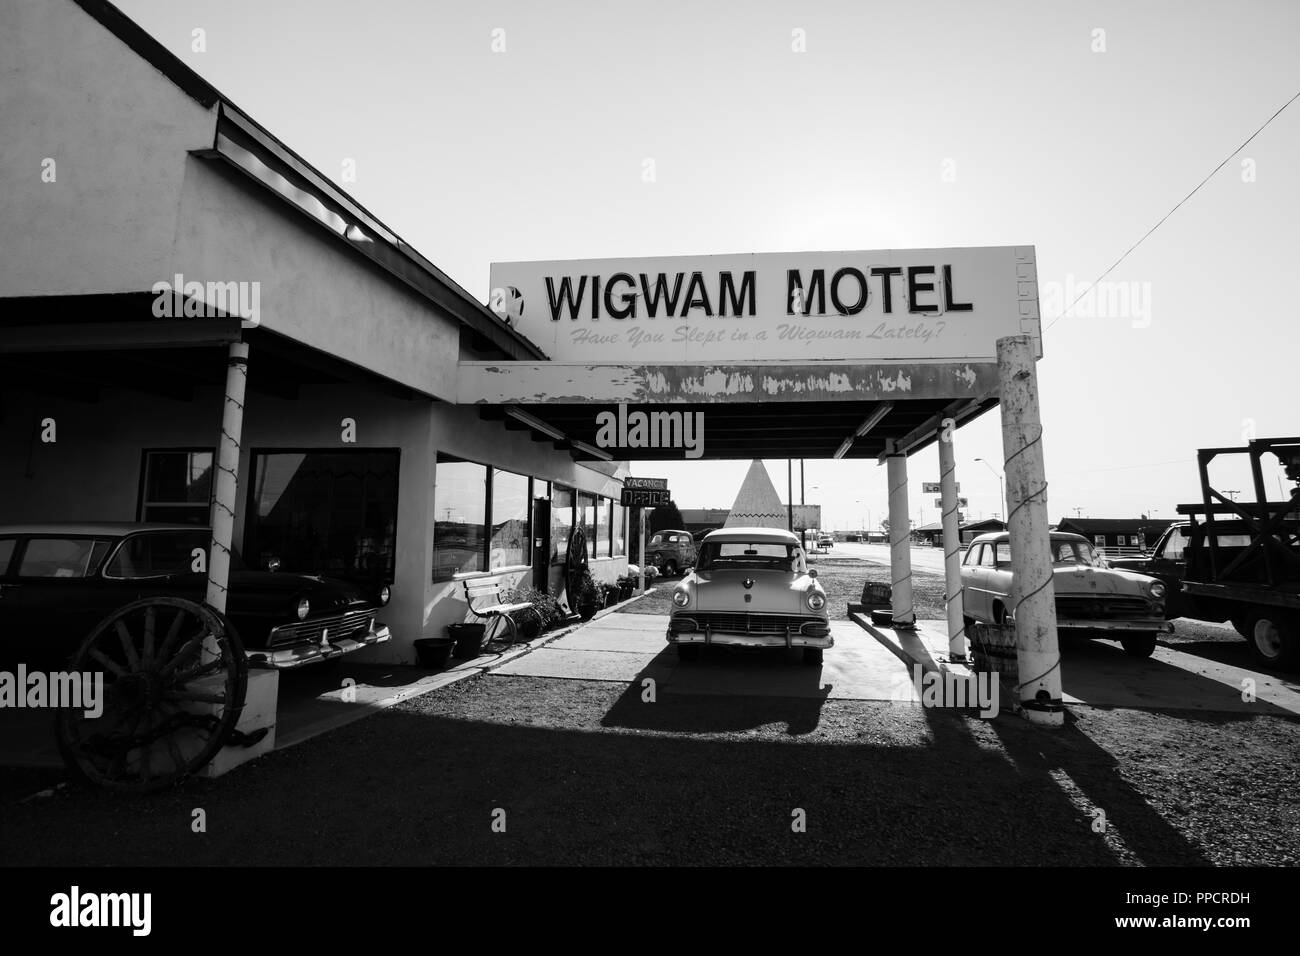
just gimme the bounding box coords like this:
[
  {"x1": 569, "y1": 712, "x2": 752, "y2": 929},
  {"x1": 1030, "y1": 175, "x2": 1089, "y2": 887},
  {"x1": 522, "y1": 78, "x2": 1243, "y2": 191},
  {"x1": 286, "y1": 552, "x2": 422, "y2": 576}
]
[{"x1": 0, "y1": 0, "x2": 218, "y2": 295}]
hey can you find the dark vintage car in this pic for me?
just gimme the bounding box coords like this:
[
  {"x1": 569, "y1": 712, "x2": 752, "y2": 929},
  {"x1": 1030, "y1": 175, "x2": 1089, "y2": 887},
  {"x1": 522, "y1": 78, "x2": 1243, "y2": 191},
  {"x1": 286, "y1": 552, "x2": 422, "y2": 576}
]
[{"x1": 0, "y1": 523, "x2": 390, "y2": 669}]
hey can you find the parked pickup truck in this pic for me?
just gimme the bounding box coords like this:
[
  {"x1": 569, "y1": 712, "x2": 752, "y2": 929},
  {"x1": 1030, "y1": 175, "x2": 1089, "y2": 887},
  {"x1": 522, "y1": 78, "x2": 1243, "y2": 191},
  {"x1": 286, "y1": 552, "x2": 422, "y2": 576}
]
[{"x1": 1111, "y1": 438, "x2": 1300, "y2": 669}]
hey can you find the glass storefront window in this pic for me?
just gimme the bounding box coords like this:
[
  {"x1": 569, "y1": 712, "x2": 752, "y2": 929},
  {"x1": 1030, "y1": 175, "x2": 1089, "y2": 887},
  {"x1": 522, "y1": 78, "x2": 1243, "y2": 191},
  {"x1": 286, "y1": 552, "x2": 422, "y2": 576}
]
[
  {"x1": 490, "y1": 469, "x2": 529, "y2": 570},
  {"x1": 612, "y1": 504, "x2": 626, "y2": 557},
  {"x1": 247, "y1": 450, "x2": 399, "y2": 582},
  {"x1": 551, "y1": 486, "x2": 574, "y2": 564},
  {"x1": 579, "y1": 493, "x2": 597, "y2": 558},
  {"x1": 433, "y1": 457, "x2": 487, "y2": 578},
  {"x1": 596, "y1": 497, "x2": 611, "y2": 558}
]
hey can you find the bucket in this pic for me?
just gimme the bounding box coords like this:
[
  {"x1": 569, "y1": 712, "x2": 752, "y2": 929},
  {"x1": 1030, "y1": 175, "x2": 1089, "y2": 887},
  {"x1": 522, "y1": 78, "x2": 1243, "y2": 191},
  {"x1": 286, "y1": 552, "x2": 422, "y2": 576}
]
[
  {"x1": 414, "y1": 637, "x2": 456, "y2": 669},
  {"x1": 448, "y1": 623, "x2": 486, "y2": 660}
]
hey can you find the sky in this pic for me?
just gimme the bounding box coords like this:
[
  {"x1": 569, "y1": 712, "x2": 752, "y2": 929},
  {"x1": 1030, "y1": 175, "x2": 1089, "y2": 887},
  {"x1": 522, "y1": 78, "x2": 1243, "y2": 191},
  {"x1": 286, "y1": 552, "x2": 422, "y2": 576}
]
[{"x1": 117, "y1": 0, "x2": 1300, "y2": 530}]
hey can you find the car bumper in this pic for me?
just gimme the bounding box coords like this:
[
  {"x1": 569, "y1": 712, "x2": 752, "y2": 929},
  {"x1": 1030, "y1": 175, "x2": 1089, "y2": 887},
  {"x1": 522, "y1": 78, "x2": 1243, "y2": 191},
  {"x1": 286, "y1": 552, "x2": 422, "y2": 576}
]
[
  {"x1": 666, "y1": 618, "x2": 833, "y2": 650},
  {"x1": 246, "y1": 621, "x2": 392, "y2": 669},
  {"x1": 1059, "y1": 618, "x2": 1174, "y2": 634}
]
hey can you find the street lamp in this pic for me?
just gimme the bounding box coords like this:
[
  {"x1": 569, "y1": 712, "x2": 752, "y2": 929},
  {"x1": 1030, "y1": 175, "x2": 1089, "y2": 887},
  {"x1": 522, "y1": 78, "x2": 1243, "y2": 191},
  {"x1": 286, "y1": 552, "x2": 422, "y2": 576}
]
[{"x1": 974, "y1": 457, "x2": 1005, "y2": 521}]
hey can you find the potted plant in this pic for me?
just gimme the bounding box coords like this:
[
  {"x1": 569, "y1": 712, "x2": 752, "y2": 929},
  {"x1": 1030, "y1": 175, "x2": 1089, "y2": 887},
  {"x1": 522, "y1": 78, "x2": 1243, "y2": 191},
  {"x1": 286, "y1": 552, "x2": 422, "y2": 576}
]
[
  {"x1": 448, "y1": 622, "x2": 487, "y2": 659},
  {"x1": 574, "y1": 568, "x2": 604, "y2": 621},
  {"x1": 503, "y1": 585, "x2": 564, "y2": 637},
  {"x1": 602, "y1": 582, "x2": 621, "y2": 607}
]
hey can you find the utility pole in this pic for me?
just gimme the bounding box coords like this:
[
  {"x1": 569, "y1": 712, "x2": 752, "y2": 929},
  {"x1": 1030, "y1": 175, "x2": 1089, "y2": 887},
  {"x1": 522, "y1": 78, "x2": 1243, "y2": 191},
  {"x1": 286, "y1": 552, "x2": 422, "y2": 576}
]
[{"x1": 787, "y1": 459, "x2": 793, "y2": 533}]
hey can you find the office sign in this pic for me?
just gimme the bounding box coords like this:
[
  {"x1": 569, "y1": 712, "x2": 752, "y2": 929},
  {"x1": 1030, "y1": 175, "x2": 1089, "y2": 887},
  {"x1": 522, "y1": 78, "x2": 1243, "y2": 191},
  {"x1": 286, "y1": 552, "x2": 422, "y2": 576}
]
[
  {"x1": 622, "y1": 488, "x2": 671, "y2": 507},
  {"x1": 490, "y1": 246, "x2": 1038, "y2": 363},
  {"x1": 922, "y1": 482, "x2": 961, "y2": 494}
]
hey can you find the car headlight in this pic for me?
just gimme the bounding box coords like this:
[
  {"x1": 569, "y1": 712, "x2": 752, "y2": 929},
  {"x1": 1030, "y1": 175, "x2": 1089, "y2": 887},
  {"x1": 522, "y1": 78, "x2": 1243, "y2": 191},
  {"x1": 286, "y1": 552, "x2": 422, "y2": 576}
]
[
  {"x1": 296, "y1": 597, "x2": 311, "y2": 620},
  {"x1": 378, "y1": 585, "x2": 391, "y2": 606},
  {"x1": 1147, "y1": 580, "x2": 1166, "y2": 600},
  {"x1": 806, "y1": 591, "x2": 826, "y2": 611},
  {"x1": 672, "y1": 589, "x2": 690, "y2": 607}
]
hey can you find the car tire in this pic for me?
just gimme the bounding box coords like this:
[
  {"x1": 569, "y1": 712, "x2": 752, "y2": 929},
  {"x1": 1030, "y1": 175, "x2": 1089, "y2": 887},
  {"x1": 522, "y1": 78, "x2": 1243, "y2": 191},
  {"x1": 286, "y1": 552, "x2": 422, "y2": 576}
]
[
  {"x1": 664, "y1": 560, "x2": 678, "y2": 577},
  {"x1": 1246, "y1": 613, "x2": 1299, "y2": 670},
  {"x1": 676, "y1": 643, "x2": 701, "y2": 662},
  {"x1": 802, "y1": 647, "x2": 824, "y2": 666},
  {"x1": 1119, "y1": 632, "x2": 1158, "y2": 658}
]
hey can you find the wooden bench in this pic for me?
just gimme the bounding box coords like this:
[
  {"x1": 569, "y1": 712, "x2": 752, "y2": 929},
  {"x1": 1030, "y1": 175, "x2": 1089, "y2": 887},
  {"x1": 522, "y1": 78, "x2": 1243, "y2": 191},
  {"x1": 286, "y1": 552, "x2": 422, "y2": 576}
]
[{"x1": 463, "y1": 576, "x2": 535, "y2": 642}]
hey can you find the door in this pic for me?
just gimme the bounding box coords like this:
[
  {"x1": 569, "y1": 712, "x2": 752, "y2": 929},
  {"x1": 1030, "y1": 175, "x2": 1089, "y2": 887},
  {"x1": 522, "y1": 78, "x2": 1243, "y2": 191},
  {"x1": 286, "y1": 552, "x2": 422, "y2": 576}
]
[
  {"x1": 961, "y1": 543, "x2": 988, "y2": 620},
  {"x1": 531, "y1": 498, "x2": 550, "y2": 591}
]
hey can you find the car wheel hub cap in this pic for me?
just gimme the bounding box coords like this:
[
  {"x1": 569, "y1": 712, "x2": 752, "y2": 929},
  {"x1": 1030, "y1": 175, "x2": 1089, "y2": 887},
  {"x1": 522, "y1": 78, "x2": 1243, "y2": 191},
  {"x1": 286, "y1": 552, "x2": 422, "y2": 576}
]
[{"x1": 1254, "y1": 620, "x2": 1282, "y2": 656}]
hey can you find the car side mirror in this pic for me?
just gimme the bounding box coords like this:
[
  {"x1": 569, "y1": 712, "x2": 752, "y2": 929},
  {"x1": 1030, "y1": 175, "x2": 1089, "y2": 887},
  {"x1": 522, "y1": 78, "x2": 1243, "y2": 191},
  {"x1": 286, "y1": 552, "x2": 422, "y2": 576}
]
[{"x1": 266, "y1": 556, "x2": 281, "y2": 573}]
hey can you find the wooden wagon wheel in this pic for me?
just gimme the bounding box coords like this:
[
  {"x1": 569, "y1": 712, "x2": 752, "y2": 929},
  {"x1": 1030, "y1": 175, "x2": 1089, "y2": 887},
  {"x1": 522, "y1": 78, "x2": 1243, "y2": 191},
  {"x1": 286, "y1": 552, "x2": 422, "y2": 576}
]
[
  {"x1": 564, "y1": 526, "x2": 589, "y2": 608},
  {"x1": 55, "y1": 596, "x2": 248, "y2": 793}
]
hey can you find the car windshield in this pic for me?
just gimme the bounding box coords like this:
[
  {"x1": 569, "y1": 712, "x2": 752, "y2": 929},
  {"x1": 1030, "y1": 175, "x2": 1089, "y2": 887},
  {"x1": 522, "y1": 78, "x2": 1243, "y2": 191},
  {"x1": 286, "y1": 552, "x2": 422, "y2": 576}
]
[
  {"x1": 1051, "y1": 540, "x2": 1097, "y2": 566},
  {"x1": 696, "y1": 541, "x2": 800, "y2": 572}
]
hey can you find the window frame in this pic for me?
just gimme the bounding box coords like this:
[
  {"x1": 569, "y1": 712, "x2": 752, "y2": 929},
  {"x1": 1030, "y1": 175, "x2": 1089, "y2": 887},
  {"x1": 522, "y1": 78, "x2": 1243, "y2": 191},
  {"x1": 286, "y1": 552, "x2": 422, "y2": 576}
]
[
  {"x1": 137, "y1": 447, "x2": 216, "y2": 524},
  {"x1": 433, "y1": 453, "x2": 535, "y2": 581}
]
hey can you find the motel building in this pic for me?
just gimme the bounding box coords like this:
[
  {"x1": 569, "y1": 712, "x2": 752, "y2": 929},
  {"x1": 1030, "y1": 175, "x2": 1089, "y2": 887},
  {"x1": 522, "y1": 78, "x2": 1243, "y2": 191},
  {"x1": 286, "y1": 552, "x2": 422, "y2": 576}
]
[{"x1": 3, "y1": 0, "x2": 1069, "y2": 768}]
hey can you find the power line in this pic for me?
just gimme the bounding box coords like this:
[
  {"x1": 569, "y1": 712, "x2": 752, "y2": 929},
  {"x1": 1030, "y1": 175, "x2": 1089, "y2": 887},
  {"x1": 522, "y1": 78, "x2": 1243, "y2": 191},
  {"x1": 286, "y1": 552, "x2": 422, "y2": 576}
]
[{"x1": 1045, "y1": 88, "x2": 1300, "y2": 332}]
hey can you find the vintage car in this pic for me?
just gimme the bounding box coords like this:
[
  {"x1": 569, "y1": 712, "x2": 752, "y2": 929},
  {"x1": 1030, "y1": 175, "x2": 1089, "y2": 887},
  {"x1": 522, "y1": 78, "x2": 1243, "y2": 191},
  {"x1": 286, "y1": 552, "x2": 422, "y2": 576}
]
[
  {"x1": 666, "y1": 527, "x2": 831, "y2": 664},
  {"x1": 961, "y1": 530, "x2": 1171, "y2": 657},
  {"x1": 647, "y1": 528, "x2": 697, "y2": 577},
  {"x1": 0, "y1": 523, "x2": 390, "y2": 669}
]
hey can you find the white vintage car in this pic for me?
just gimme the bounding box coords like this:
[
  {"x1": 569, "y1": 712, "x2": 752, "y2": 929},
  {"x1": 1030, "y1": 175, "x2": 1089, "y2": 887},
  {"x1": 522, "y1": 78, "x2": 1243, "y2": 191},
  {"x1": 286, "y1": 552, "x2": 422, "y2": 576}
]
[
  {"x1": 961, "y1": 530, "x2": 1172, "y2": 657},
  {"x1": 667, "y1": 527, "x2": 831, "y2": 664}
]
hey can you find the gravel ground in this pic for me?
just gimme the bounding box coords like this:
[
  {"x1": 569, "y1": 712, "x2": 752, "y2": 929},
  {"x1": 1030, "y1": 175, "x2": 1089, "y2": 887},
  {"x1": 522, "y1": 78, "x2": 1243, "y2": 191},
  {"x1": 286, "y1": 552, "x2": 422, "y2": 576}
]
[{"x1": 1, "y1": 667, "x2": 1295, "y2": 866}]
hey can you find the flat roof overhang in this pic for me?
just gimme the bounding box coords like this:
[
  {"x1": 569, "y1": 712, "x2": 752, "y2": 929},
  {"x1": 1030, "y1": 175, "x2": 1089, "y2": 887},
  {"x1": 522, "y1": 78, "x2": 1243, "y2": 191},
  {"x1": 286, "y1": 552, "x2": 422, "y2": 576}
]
[
  {"x1": 460, "y1": 360, "x2": 1000, "y2": 462},
  {"x1": 0, "y1": 294, "x2": 425, "y2": 402}
]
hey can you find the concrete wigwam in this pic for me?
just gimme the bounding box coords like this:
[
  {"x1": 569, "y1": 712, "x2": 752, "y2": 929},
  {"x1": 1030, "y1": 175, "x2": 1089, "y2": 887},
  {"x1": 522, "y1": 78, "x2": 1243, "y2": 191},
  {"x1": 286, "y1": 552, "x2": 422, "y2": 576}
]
[{"x1": 724, "y1": 460, "x2": 787, "y2": 529}]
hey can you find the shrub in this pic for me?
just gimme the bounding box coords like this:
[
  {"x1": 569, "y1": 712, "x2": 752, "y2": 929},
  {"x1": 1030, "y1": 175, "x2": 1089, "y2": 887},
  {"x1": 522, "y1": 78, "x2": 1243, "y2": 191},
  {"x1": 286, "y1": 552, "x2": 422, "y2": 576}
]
[{"x1": 504, "y1": 584, "x2": 565, "y2": 632}]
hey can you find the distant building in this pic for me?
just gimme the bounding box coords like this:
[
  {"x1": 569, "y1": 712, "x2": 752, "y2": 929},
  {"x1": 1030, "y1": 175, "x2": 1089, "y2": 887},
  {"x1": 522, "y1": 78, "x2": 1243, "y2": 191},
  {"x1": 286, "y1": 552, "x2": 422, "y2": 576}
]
[
  {"x1": 915, "y1": 516, "x2": 1007, "y2": 546},
  {"x1": 1054, "y1": 517, "x2": 1177, "y2": 552}
]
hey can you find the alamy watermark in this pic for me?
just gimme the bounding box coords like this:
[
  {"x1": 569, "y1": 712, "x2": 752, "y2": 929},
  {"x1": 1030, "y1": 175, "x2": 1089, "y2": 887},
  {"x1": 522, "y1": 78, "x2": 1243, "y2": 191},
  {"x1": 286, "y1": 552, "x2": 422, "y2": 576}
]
[
  {"x1": 1040, "y1": 273, "x2": 1152, "y2": 328},
  {"x1": 595, "y1": 403, "x2": 704, "y2": 458},
  {"x1": 0, "y1": 665, "x2": 103, "y2": 718},
  {"x1": 151, "y1": 273, "x2": 261, "y2": 327}
]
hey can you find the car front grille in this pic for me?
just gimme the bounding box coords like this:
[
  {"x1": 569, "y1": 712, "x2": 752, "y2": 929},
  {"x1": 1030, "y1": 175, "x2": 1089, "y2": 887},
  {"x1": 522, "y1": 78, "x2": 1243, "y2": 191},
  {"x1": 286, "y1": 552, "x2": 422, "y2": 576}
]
[
  {"x1": 672, "y1": 612, "x2": 828, "y2": 636},
  {"x1": 1055, "y1": 596, "x2": 1156, "y2": 620},
  {"x1": 269, "y1": 609, "x2": 375, "y2": 647}
]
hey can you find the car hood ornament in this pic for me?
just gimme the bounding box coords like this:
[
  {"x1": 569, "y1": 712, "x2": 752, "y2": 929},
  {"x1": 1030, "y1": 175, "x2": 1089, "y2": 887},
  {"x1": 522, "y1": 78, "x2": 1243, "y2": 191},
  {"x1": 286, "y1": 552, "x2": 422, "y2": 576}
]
[{"x1": 743, "y1": 578, "x2": 754, "y2": 589}]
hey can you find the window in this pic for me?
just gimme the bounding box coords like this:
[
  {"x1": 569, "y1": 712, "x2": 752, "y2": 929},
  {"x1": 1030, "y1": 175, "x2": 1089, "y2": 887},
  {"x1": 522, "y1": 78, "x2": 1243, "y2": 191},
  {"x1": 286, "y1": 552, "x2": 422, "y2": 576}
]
[
  {"x1": 1162, "y1": 527, "x2": 1187, "y2": 559},
  {"x1": 696, "y1": 540, "x2": 798, "y2": 572},
  {"x1": 17, "y1": 538, "x2": 112, "y2": 578},
  {"x1": 1050, "y1": 540, "x2": 1095, "y2": 566},
  {"x1": 140, "y1": 449, "x2": 214, "y2": 524},
  {"x1": 0, "y1": 538, "x2": 14, "y2": 575},
  {"x1": 596, "y1": 496, "x2": 611, "y2": 558},
  {"x1": 433, "y1": 457, "x2": 487, "y2": 577},
  {"x1": 580, "y1": 492, "x2": 598, "y2": 557},
  {"x1": 490, "y1": 469, "x2": 530, "y2": 570},
  {"x1": 551, "y1": 486, "x2": 574, "y2": 565},
  {"x1": 1094, "y1": 535, "x2": 1105, "y2": 547},
  {"x1": 105, "y1": 531, "x2": 211, "y2": 579},
  {"x1": 612, "y1": 504, "x2": 626, "y2": 556},
  {"x1": 248, "y1": 450, "x2": 399, "y2": 581},
  {"x1": 979, "y1": 544, "x2": 998, "y2": 568},
  {"x1": 992, "y1": 542, "x2": 1011, "y2": 567},
  {"x1": 964, "y1": 544, "x2": 982, "y2": 566}
]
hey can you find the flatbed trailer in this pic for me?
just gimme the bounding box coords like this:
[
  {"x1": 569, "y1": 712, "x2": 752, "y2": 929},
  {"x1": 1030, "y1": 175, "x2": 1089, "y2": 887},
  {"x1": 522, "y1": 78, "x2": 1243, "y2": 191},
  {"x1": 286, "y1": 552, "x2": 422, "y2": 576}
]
[{"x1": 1172, "y1": 437, "x2": 1300, "y2": 668}]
